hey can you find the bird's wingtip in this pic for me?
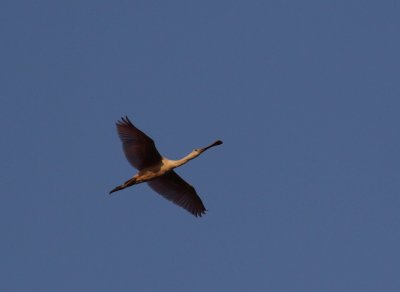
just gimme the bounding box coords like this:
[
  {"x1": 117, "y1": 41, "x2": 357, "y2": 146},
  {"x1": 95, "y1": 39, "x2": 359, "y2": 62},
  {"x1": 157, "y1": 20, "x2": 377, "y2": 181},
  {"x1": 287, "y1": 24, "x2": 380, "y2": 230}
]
[
  {"x1": 194, "y1": 209, "x2": 207, "y2": 217},
  {"x1": 116, "y1": 116, "x2": 133, "y2": 126}
]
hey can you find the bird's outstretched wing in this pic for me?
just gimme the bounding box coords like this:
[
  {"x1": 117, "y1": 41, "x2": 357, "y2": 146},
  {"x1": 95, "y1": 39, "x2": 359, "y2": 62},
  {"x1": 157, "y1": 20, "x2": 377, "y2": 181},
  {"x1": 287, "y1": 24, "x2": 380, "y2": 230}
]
[
  {"x1": 116, "y1": 116, "x2": 162, "y2": 170},
  {"x1": 147, "y1": 171, "x2": 207, "y2": 217}
]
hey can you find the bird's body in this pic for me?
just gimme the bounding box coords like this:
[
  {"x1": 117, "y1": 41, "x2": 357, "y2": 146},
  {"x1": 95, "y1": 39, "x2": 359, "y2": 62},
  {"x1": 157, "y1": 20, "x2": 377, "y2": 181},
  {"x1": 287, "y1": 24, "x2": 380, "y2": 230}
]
[
  {"x1": 133, "y1": 158, "x2": 176, "y2": 183},
  {"x1": 109, "y1": 116, "x2": 222, "y2": 217}
]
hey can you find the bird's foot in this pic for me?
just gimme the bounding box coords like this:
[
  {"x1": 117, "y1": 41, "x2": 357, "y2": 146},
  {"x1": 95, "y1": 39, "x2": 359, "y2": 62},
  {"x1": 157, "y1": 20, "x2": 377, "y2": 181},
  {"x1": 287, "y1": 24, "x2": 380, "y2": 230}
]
[
  {"x1": 109, "y1": 185, "x2": 123, "y2": 195},
  {"x1": 109, "y1": 177, "x2": 137, "y2": 195}
]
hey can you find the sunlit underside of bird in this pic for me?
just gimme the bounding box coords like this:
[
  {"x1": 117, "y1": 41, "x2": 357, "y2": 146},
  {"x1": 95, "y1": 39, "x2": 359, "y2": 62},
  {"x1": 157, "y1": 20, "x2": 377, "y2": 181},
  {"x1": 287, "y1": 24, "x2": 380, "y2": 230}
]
[{"x1": 109, "y1": 116, "x2": 222, "y2": 217}]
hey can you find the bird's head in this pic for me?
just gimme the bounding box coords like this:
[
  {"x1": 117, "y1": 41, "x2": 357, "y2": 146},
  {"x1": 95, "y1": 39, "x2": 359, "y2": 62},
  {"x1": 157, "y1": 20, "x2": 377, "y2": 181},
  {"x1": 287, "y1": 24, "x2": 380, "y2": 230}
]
[{"x1": 194, "y1": 140, "x2": 223, "y2": 154}]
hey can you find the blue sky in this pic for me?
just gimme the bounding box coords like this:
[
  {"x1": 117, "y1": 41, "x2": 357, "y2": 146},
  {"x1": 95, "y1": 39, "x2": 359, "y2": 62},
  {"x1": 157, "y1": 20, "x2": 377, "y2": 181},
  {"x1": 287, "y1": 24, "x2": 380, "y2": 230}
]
[{"x1": 1, "y1": 1, "x2": 400, "y2": 291}]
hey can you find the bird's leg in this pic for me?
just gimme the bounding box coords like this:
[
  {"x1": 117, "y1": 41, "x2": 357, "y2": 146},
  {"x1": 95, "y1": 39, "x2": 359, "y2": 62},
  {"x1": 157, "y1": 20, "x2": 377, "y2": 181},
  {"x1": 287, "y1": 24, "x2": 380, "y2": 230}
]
[
  {"x1": 109, "y1": 185, "x2": 124, "y2": 194},
  {"x1": 109, "y1": 177, "x2": 138, "y2": 195}
]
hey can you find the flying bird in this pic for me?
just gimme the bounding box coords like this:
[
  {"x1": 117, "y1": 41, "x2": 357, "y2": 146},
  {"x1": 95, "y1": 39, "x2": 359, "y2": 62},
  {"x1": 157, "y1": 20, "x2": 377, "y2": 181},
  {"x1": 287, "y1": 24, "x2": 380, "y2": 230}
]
[{"x1": 109, "y1": 116, "x2": 223, "y2": 217}]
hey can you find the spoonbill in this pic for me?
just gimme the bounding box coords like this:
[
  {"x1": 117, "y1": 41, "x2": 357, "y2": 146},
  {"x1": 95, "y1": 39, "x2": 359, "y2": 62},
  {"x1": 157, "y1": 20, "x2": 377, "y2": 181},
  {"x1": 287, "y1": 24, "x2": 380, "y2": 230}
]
[{"x1": 109, "y1": 116, "x2": 223, "y2": 217}]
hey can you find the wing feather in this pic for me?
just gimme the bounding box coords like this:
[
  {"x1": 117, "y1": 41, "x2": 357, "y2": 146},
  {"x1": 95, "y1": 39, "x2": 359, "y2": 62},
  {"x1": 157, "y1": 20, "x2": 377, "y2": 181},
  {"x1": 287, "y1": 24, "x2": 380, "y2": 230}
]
[
  {"x1": 116, "y1": 116, "x2": 162, "y2": 170},
  {"x1": 147, "y1": 171, "x2": 207, "y2": 217}
]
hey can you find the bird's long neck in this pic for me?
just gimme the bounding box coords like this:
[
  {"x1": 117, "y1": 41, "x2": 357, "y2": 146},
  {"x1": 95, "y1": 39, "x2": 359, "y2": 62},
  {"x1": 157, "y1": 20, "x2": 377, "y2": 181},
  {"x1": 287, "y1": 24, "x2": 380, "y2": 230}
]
[
  {"x1": 170, "y1": 140, "x2": 223, "y2": 169},
  {"x1": 171, "y1": 152, "x2": 200, "y2": 168}
]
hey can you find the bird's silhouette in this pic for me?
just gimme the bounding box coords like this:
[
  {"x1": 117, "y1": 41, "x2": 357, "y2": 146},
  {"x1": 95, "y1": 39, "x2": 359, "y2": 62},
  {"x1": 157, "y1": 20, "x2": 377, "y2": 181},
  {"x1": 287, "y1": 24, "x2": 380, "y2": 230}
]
[{"x1": 109, "y1": 116, "x2": 222, "y2": 217}]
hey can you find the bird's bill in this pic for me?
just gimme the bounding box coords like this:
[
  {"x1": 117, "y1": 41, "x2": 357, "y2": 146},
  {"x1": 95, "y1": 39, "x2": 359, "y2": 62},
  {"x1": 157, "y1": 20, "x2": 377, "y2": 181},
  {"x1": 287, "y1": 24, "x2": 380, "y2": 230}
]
[{"x1": 200, "y1": 140, "x2": 223, "y2": 152}]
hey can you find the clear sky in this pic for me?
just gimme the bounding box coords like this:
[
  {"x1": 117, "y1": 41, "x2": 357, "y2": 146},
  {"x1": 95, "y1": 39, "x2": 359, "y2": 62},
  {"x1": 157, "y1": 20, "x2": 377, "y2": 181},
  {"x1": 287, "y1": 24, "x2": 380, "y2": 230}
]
[{"x1": 1, "y1": 1, "x2": 400, "y2": 291}]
